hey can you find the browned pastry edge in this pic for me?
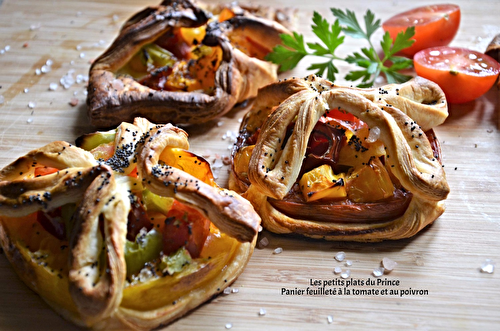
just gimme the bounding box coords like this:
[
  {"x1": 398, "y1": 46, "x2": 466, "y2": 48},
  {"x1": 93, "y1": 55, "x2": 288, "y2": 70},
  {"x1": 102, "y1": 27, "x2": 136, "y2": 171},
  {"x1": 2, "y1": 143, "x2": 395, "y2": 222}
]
[
  {"x1": 87, "y1": 0, "x2": 292, "y2": 128},
  {"x1": 486, "y1": 33, "x2": 500, "y2": 62},
  {"x1": 230, "y1": 75, "x2": 450, "y2": 241}
]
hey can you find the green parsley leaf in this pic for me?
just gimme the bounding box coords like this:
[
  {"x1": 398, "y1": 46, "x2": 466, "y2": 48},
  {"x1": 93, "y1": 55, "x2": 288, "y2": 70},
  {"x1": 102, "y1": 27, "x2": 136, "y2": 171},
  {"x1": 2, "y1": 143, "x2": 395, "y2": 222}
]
[{"x1": 266, "y1": 8, "x2": 416, "y2": 87}]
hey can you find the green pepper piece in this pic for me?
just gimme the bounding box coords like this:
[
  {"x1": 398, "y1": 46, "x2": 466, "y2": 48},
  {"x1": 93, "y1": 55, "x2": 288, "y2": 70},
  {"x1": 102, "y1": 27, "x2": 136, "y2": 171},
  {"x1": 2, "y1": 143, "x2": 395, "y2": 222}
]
[
  {"x1": 142, "y1": 189, "x2": 174, "y2": 214},
  {"x1": 159, "y1": 247, "x2": 192, "y2": 275},
  {"x1": 124, "y1": 229, "x2": 163, "y2": 277},
  {"x1": 76, "y1": 130, "x2": 116, "y2": 151}
]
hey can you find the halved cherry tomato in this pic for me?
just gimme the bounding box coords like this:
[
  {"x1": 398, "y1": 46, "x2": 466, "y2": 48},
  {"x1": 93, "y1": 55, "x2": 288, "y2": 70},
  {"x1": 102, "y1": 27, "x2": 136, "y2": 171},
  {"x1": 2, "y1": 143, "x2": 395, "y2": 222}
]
[
  {"x1": 163, "y1": 200, "x2": 210, "y2": 258},
  {"x1": 414, "y1": 46, "x2": 500, "y2": 104},
  {"x1": 382, "y1": 4, "x2": 460, "y2": 57}
]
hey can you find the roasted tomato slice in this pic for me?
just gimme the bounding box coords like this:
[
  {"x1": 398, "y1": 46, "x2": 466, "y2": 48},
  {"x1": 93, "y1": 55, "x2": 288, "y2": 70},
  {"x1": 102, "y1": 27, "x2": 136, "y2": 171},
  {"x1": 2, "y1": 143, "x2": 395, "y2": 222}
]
[
  {"x1": 414, "y1": 46, "x2": 500, "y2": 103},
  {"x1": 382, "y1": 4, "x2": 461, "y2": 57},
  {"x1": 34, "y1": 166, "x2": 59, "y2": 177},
  {"x1": 163, "y1": 200, "x2": 210, "y2": 258}
]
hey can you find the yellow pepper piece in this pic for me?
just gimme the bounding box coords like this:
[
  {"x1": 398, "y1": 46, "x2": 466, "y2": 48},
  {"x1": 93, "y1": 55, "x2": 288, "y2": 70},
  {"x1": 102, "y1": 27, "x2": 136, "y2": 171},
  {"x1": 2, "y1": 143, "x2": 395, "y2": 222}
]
[
  {"x1": 299, "y1": 164, "x2": 346, "y2": 202},
  {"x1": 234, "y1": 145, "x2": 255, "y2": 179},
  {"x1": 346, "y1": 157, "x2": 394, "y2": 203}
]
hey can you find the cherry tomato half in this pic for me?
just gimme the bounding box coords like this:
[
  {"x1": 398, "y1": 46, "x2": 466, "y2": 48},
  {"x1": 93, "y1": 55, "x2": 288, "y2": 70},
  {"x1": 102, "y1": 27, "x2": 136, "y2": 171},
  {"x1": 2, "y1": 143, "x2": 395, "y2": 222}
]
[
  {"x1": 414, "y1": 46, "x2": 500, "y2": 104},
  {"x1": 382, "y1": 4, "x2": 460, "y2": 57}
]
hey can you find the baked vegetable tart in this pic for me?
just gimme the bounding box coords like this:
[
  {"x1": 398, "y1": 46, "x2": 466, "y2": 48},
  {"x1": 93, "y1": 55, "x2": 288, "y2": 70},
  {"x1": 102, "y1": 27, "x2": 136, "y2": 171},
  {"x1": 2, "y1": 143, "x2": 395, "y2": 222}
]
[
  {"x1": 230, "y1": 75, "x2": 450, "y2": 241},
  {"x1": 87, "y1": 0, "x2": 294, "y2": 128},
  {"x1": 0, "y1": 118, "x2": 260, "y2": 329}
]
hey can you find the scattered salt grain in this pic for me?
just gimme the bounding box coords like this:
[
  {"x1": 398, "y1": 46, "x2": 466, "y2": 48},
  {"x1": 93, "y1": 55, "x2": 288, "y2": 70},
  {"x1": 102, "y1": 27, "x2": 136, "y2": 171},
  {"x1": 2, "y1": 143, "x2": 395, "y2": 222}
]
[
  {"x1": 41, "y1": 65, "x2": 51, "y2": 73},
  {"x1": 60, "y1": 70, "x2": 76, "y2": 89},
  {"x1": 35, "y1": 68, "x2": 41, "y2": 75},
  {"x1": 225, "y1": 323, "x2": 232, "y2": 329},
  {"x1": 0, "y1": 95, "x2": 4, "y2": 104},
  {"x1": 217, "y1": 121, "x2": 224, "y2": 127},
  {"x1": 273, "y1": 247, "x2": 283, "y2": 254},
  {"x1": 345, "y1": 260, "x2": 352, "y2": 267},
  {"x1": 327, "y1": 315, "x2": 333, "y2": 324},
  {"x1": 334, "y1": 251, "x2": 345, "y2": 262},
  {"x1": 258, "y1": 225, "x2": 263, "y2": 233},
  {"x1": 0, "y1": 49, "x2": 5, "y2": 55},
  {"x1": 46, "y1": 59, "x2": 53, "y2": 66},
  {"x1": 333, "y1": 266, "x2": 342, "y2": 275},
  {"x1": 24, "y1": 88, "x2": 29, "y2": 93},
  {"x1": 223, "y1": 287, "x2": 232, "y2": 295},
  {"x1": 76, "y1": 45, "x2": 82, "y2": 51},
  {"x1": 212, "y1": 158, "x2": 224, "y2": 168},
  {"x1": 99, "y1": 40, "x2": 105, "y2": 45},
  {"x1": 138, "y1": 268, "x2": 153, "y2": 282},
  {"x1": 76, "y1": 11, "x2": 82, "y2": 17},
  {"x1": 231, "y1": 288, "x2": 239, "y2": 294},
  {"x1": 49, "y1": 83, "x2": 58, "y2": 91},
  {"x1": 112, "y1": 14, "x2": 119, "y2": 22},
  {"x1": 372, "y1": 267, "x2": 385, "y2": 277},
  {"x1": 69, "y1": 98, "x2": 79, "y2": 107},
  {"x1": 26, "y1": 118, "x2": 33, "y2": 124},
  {"x1": 28, "y1": 101, "x2": 36, "y2": 109},
  {"x1": 73, "y1": 91, "x2": 78, "y2": 96},
  {"x1": 258, "y1": 236, "x2": 269, "y2": 248},
  {"x1": 29, "y1": 23, "x2": 41, "y2": 31},
  {"x1": 79, "y1": 52, "x2": 85, "y2": 59},
  {"x1": 480, "y1": 259, "x2": 495, "y2": 274},
  {"x1": 258, "y1": 308, "x2": 266, "y2": 316},
  {"x1": 340, "y1": 269, "x2": 351, "y2": 279},
  {"x1": 382, "y1": 257, "x2": 397, "y2": 273},
  {"x1": 366, "y1": 126, "x2": 380, "y2": 143}
]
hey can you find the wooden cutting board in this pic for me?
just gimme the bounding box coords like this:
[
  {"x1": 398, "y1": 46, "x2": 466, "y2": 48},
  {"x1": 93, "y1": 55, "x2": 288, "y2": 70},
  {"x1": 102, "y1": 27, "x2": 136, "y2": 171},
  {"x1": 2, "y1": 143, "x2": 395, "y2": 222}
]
[{"x1": 0, "y1": 0, "x2": 499, "y2": 329}]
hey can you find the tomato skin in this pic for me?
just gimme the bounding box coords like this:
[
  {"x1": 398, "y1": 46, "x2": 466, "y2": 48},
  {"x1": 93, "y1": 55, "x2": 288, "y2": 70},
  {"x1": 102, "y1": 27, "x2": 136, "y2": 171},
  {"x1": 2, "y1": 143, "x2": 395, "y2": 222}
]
[
  {"x1": 382, "y1": 4, "x2": 461, "y2": 57},
  {"x1": 34, "y1": 166, "x2": 59, "y2": 177},
  {"x1": 162, "y1": 200, "x2": 210, "y2": 258},
  {"x1": 414, "y1": 46, "x2": 500, "y2": 104}
]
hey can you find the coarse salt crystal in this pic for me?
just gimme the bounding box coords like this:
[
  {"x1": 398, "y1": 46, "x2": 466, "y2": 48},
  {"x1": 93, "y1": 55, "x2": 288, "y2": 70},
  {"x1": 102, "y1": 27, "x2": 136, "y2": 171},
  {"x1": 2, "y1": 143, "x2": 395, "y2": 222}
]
[
  {"x1": 29, "y1": 24, "x2": 41, "y2": 31},
  {"x1": 480, "y1": 259, "x2": 495, "y2": 274},
  {"x1": 35, "y1": 68, "x2": 41, "y2": 75},
  {"x1": 367, "y1": 126, "x2": 380, "y2": 143},
  {"x1": 273, "y1": 247, "x2": 283, "y2": 254},
  {"x1": 225, "y1": 323, "x2": 232, "y2": 329},
  {"x1": 41, "y1": 65, "x2": 51, "y2": 73},
  {"x1": 76, "y1": 11, "x2": 82, "y2": 17},
  {"x1": 112, "y1": 14, "x2": 119, "y2": 22},
  {"x1": 49, "y1": 83, "x2": 58, "y2": 91},
  {"x1": 334, "y1": 251, "x2": 345, "y2": 262},
  {"x1": 0, "y1": 95, "x2": 4, "y2": 104},
  {"x1": 345, "y1": 260, "x2": 353, "y2": 267},
  {"x1": 382, "y1": 257, "x2": 397, "y2": 272},
  {"x1": 76, "y1": 74, "x2": 84, "y2": 84},
  {"x1": 372, "y1": 267, "x2": 384, "y2": 277},
  {"x1": 26, "y1": 118, "x2": 33, "y2": 124},
  {"x1": 333, "y1": 266, "x2": 342, "y2": 274},
  {"x1": 46, "y1": 59, "x2": 53, "y2": 66},
  {"x1": 99, "y1": 40, "x2": 105, "y2": 45},
  {"x1": 327, "y1": 315, "x2": 333, "y2": 324},
  {"x1": 258, "y1": 236, "x2": 269, "y2": 248},
  {"x1": 4, "y1": 45, "x2": 10, "y2": 52},
  {"x1": 24, "y1": 88, "x2": 29, "y2": 93},
  {"x1": 28, "y1": 101, "x2": 36, "y2": 109},
  {"x1": 232, "y1": 288, "x2": 239, "y2": 293},
  {"x1": 223, "y1": 287, "x2": 232, "y2": 295},
  {"x1": 76, "y1": 45, "x2": 82, "y2": 51},
  {"x1": 212, "y1": 158, "x2": 223, "y2": 168},
  {"x1": 258, "y1": 308, "x2": 266, "y2": 316},
  {"x1": 79, "y1": 52, "x2": 85, "y2": 58},
  {"x1": 217, "y1": 121, "x2": 224, "y2": 127},
  {"x1": 0, "y1": 49, "x2": 4, "y2": 55},
  {"x1": 340, "y1": 269, "x2": 351, "y2": 279}
]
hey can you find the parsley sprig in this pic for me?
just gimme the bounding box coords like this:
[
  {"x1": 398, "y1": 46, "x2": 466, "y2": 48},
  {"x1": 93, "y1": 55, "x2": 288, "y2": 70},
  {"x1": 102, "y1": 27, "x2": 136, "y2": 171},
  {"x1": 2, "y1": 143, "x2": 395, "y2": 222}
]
[{"x1": 266, "y1": 8, "x2": 415, "y2": 87}]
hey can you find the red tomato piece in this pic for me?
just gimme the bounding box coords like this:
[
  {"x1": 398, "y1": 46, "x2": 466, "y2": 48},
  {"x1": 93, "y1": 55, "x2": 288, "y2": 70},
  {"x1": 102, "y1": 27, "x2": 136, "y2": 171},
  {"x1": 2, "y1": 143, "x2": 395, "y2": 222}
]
[
  {"x1": 34, "y1": 166, "x2": 59, "y2": 177},
  {"x1": 37, "y1": 208, "x2": 66, "y2": 240},
  {"x1": 163, "y1": 200, "x2": 210, "y2": 258},
  {"x1": 319, "y1": 108, "x2": 368, "y2": 132},
  {"x1": 382, "y1": 4, "x2": 460, "y2": 57},
  {"x1": 414, "y1": 46, "x2": 500, "y2": 104}
]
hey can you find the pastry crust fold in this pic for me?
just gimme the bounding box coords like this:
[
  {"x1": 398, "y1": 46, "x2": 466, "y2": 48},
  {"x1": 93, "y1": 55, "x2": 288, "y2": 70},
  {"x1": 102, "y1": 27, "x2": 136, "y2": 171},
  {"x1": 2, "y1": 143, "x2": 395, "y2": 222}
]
[
  {"x1": 87, "y1": 0, "x2": 294, "y2": 128},
  {"x1": 0, "y1": 118, "x2": 260, "y2": 329},
  {"x1": 230, "y1": 75, "x2": 450, "y2": 241}
]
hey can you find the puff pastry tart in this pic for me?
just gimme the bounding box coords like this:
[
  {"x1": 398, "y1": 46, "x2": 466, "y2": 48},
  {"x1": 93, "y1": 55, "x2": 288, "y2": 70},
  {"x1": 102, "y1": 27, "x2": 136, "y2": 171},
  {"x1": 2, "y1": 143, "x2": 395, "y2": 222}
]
[
  {"x1": 0, "y1": 118, "x2": 260, "y2": 330},
  {"x1": 230, "y1": 75, "x2": 450, "y2": 241},
  {"x1": 87, "y1": 0, "x2": 294, "y2": 128}
]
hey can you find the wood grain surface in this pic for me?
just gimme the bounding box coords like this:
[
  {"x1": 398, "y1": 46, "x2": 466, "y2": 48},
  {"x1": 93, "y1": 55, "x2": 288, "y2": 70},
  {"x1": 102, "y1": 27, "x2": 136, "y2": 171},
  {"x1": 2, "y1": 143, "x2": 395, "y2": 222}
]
[{"x1": 0, "y1": 0, "x2": 499, "y2": 330}]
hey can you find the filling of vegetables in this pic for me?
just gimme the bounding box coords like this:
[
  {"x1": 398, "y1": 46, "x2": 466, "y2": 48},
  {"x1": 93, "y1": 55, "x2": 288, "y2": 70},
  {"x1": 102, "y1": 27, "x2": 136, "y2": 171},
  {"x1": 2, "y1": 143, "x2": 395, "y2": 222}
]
[
  {"x1": 117, "y1": 26, "x2": 222, "y2": 94},
  {"x1": 237, "y1": 108, "x2": 400, "y2": 204}
]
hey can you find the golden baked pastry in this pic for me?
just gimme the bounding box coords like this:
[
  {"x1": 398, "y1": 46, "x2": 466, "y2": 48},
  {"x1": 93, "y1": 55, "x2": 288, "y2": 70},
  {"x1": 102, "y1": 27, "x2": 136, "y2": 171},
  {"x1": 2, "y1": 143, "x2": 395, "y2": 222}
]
[
  {"x1": 87, "y1": 0, "x2": 294, "y2": 128},
  {"x1": 230, "y1": 75, "x2": 450, "y2": 241},
  {"x1": 0, "y1": 118, "x2": 260, "y2": 330}
]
